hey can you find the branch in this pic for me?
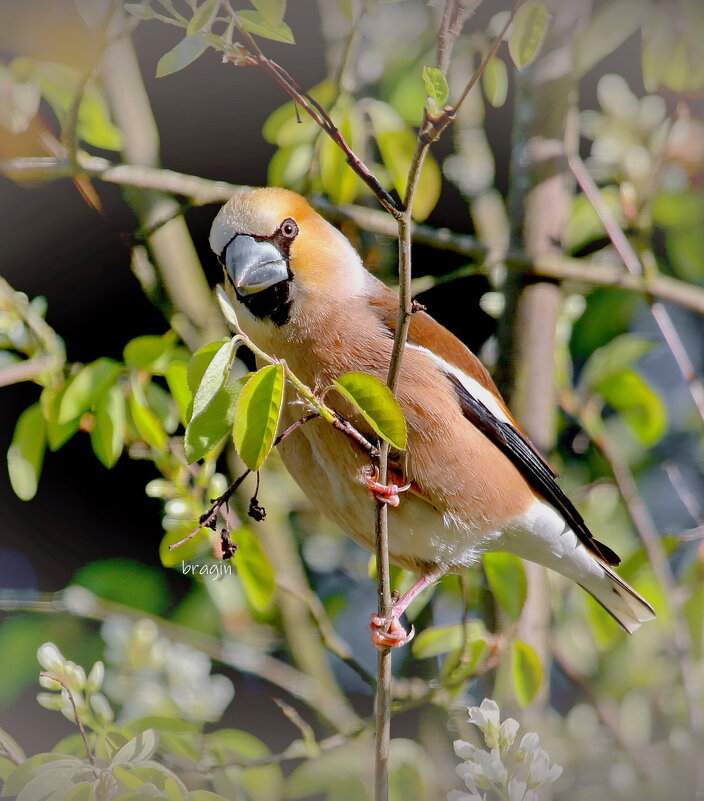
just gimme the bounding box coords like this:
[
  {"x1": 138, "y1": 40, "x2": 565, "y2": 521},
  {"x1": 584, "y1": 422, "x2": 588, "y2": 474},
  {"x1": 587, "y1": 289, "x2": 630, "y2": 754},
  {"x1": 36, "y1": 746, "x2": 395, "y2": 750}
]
[
  {"x1": 39, "y1": 673, "x2": 96, "y2": 768},
  {"x1": 5, "y1": 155, "x2": 704, "y2": 316}
]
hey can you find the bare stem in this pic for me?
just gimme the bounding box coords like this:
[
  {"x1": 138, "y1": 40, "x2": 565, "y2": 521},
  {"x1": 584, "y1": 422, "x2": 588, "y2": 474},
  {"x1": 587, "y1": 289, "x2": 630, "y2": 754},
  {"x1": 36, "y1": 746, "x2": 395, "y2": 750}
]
[{"x1": 39, "y1": 673, "x2": 96, "y2": 768}]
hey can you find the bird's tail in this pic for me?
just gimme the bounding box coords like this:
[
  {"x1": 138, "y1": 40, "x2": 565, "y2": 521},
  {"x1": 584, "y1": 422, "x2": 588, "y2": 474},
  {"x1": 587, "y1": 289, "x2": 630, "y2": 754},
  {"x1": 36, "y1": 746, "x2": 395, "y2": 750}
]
[{"x1": 579, "y1": 563, "x2": 655, "y2": 634}]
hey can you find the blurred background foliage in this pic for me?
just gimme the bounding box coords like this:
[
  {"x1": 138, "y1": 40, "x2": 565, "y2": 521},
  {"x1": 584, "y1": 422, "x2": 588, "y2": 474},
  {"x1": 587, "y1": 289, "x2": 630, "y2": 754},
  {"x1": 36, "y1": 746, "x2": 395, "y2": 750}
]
[{"x1": 0, "y1": 0, "x2": 703, "y2": 799}]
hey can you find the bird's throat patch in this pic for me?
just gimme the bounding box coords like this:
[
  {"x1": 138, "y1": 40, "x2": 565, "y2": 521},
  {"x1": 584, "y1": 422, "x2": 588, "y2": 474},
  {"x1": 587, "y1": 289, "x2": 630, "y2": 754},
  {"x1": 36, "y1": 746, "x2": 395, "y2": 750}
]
[{"x1": 238, "y1": 279, "x2": 292, "y2": 326}]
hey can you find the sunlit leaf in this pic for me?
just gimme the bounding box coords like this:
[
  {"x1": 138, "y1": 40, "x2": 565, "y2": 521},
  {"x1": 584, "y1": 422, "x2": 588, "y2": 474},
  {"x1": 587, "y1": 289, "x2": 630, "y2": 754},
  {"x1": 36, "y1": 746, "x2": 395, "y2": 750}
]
[
  {"x1": 333, "y1": 371, "x2": 407, "y2": 450},
  {"x1": 319, "y1": 98, "x2": 363, "y2": 205},
  {"x1": 508, "y1": 2, "x2": 550, "y2": 70},
  {"x1": 482, "y1": 57, "x2": 509, "y2": 108},
  {"x1": 58, "y1": 358, "x2": 120, "y2": 424},
  {"x1": 251, "y1": 0, "x2": 286, "y2": 26},
  {"x1": 598, "y1": 368, "x2": 667, "y2": 446},
  {"x1": 31, "y1": 62, "x2": 122, "y2": 150},
  {"x1": 262, "y1": 81, "x2": 335, "y2": 147},
  {"x1": 130, "y1": 378, "x2": 168, "y2": 450},
  {"x1": 235, "y1": 9, "x2": 294, "y2": 43},
  {"x1": 574, "y1": 0, "x2": 644, "y2": 77},
  {"x1": 411, "y1": 620, "x2": 486, "y2": 658},
  {"x1": 91, "y1": 384, "x2": 126, "y2": 468},
  {"x1": 231, "y1": 527, "x2": 276, "y2": 613},
  {"x1": 187, "y1": 0, "x2": 219, "y2": 34},
  {"x1": 123, "y1": 333, "x2": 175, "y2": 372},
  {"x1": 112, "y1": 730, "x2": 159, "y2": 765},
  {"x1": 422, "y1": 65, "x2": 449, "y2": 114},
  {"x1": 367, "y1": 100, "x2": 441, "y2": 221},
  {"x1": 187, "y1": 341, "x2": 227, "y2": 394},
  {"x1": 483, "y1": 552, "x2": 527, "y2": 621},
  {"x1": 145, "y1": 382, "x2": 179, "y2": 434},
  {"x1": 156, "y1": 34, "x2": 210, "y2": 78},
  {"x1": 511, "y1": 641, "x2": 543, "y2": 707},
  {"x1": 267, "y1": 144, "x2": 314, "y2": 192},
  {"x1": 40, "y1": 385, "x2": 81, "y2": 451},
  {"x1": 582, "y1": 334, "x2": 654, "y2": 391},
  {"x1": 233, "y1": 364, "x2": 285, "y2": 471},
  {"x1": 7, "y1": 404, "x2": 46, "y2": 501},
  {"x1": 165, "y1": 362, "x2": 192, "y2": 428}
]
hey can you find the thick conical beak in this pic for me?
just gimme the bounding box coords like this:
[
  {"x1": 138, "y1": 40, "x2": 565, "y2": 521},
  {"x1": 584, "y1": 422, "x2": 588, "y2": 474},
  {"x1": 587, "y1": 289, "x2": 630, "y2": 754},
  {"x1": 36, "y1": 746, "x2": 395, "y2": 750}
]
[{"x1": 224, "y1": 235, "x2": 289, "y2": 296}]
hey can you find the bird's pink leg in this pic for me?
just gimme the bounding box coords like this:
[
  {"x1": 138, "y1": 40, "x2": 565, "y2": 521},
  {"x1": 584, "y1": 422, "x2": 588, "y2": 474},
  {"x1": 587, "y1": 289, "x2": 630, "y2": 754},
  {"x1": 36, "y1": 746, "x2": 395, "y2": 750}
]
[
  {"x1": 369, "y1": 573, "x2": 439, "y2": 649},
  {"x1": 364, "y1": 466, "x2": 412, "y2": 508}
]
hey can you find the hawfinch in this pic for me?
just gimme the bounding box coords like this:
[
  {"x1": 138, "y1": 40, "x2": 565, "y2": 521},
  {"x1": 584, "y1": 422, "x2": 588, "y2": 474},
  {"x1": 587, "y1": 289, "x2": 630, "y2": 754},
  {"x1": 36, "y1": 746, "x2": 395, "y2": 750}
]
[{"x1": 209, "y1": 187, "x2": 655, "y2": 648}]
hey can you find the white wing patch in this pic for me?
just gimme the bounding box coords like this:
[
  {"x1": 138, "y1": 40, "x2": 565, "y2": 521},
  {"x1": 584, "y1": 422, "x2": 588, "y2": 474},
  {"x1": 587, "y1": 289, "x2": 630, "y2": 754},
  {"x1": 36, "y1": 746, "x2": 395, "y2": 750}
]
[{"x1": 406, "y1": 343, "x2": 511, "y2": 424}]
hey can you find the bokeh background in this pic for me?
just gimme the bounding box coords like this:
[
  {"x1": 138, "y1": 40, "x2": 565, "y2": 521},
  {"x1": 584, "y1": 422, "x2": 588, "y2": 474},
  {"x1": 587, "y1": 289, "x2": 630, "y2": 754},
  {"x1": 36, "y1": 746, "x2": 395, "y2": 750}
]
[{"x1": 1, "y1": 1, "x2": 703, "y2": 799}]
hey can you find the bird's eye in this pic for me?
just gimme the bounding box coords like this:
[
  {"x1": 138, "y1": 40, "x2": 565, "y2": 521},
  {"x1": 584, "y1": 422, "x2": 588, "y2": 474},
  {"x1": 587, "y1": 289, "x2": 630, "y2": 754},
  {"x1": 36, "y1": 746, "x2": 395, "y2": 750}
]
[{"x1": 281, "y1": 218, "x2": 298, "y2": 239}]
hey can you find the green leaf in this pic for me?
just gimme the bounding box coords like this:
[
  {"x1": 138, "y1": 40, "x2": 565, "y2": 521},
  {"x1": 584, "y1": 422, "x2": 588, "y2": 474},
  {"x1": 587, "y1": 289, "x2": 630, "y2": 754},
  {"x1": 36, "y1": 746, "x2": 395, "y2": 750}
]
[
  {"x1": 207, "y1": 729, "x2": 284, "y2": 801},
  {"x1": 123, "y1": 333, "x2": 175, "y2": 372},
  {"x1": 160, "y1": 524, "x2": 206, "y2": 568},
  {"x1": 7, "y1": 404, "x2": 46, "y2": 501},
  {"x1": 156, "y1": 35, "x2": 210, "y2": 78},
  {"x1": 112, "y1": 730, "x2": 160, "y2": 765},
  {"x1": 91, "y1": 384, "x2": 126, "y2": 468},
  {"x1": 187, "y1": 341, "x2": 226, "y2": 393},
  {"x1": 267, "y1": 144, "x2": 314, "y2": 192},
  {"x1": 146, "y1": 382, "x2": 179, "y2": 434},
  {"x1": 235, "y1": 9, "x2": 294, "y2": 43},
  {"x1": 124, "y1": 4, "x2": 158, "y2": 20},
  {"x1": 574, "y1": 0, "x2": 644, "y2": 77},
  {"x1": 1, "y1": 754, "x2": 74, "y2": 798},
  {"x1": 58, "y1": 358, "x2": 120, "y2": 424},
  {"x1": 262, "y1": 81, "x2": 335, "y2": 147},
  {"x1": 130, "y1": 378, "x2": 168, "y2": 450},
  {"x1": 510, "y1": 641, "x2": 543, "y2": 707},
  {"x1": 641, "y1": 4, "x2": 704, "y2": 92},
  {"x1": 72, "y1": 558, "x2": 170, "y2": 615},
  {"x1": 233, "y1": 364, "x2": 285, "y2": 471},
  {"x1": 185, "y1": 339, "x2": 244, "y2": 463},
  {"x1": 508, "y1": 1, "x2": 550, "y2": 70},
  {"x1": 411, "y1": 620, "x2": 486, "y2": 658},
  {"x1": 40, "y1": 385, "x2": 81, "y2": 451},
  {"x1": 570, "y1": 288, "x2": 638, "y2": 360},
  {"x1": 582, "y1": 334, "x2": 654, "y2": 391},
  {"x1": 422, "y1": 65, "x2": 449, "y2": 113},
  {"x1": 187, "y1": 0, "x2": 220, "y2": 34},
  {"x1": 231, "y1": 528, "x2": 276, "y2": 613},
  {"x1": 483, "y1": 552, "x2": 527, "y2": 621},
  {"x1": 482, "y1": 57, "x2": 509, "y2": 108},
  {"x1": 320, "y1": 98, "x2": 363, "y2": 205},
  {"x1": 598, "y1": 368, "x2": 667, "y2": 446},
  {"x1": 565, "y1": 187, "x2": 625, "y2": 253},
  {"x1": 31, "y1": 62, "x2": 122, "y2": 150},
  {"x1": 333, "y1": 371, "x2": 407, "y2": 450},
  {"x1": 165, "y1": 363, "x2": 192, "y2": 427},
  {"x1": 367, "y1": 100, "x2": 441, "y2": 221},
  {"x1": 251, "y1": 0, "x2": 286, "y2": 26}
]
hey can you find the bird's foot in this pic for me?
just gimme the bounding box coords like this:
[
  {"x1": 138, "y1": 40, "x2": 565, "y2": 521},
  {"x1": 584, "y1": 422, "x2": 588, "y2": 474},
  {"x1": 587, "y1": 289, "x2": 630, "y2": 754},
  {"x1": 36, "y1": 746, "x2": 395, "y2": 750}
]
[
  {"x1": 368, "y1": 613, "x2": 415, "y2": 649},
  {"x1": 364, "y1": 466, "x2": 411, "y2": 508}
]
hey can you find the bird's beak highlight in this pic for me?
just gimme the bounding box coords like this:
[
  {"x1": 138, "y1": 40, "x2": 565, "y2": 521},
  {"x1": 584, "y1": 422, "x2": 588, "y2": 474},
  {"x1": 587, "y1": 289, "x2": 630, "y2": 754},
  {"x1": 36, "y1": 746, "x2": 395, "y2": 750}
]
[{"x1": 224, "y1": 235, "x2": 289, "y2": 296}]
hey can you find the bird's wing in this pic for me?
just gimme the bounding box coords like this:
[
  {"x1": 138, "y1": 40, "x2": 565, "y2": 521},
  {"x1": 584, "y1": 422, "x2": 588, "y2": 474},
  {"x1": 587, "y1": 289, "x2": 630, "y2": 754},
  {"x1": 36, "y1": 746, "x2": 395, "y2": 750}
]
[{"x1": 367, "y1": 277, "x2": 620, "y2": 567}]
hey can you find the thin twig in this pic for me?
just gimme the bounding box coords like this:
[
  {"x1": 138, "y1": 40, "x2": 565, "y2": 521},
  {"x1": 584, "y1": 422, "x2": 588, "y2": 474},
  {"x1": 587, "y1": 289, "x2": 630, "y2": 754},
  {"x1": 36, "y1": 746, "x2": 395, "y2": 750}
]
[
  {"x1": 663, "y1": 460, "x2": 704, "y2": 527},
  {"x1": 569, "y1": 153, "x2": 704, "y2": 425},
  {"x1": 39, "y1": 673, "x2": 96, "y2": 768}
]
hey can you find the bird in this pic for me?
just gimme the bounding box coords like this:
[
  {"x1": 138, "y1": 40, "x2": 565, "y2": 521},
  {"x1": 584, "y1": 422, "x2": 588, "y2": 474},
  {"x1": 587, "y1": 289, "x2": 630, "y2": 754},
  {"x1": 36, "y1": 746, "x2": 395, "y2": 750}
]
[{"x1": 209, "y1": 186, "x2": 655, "y2": 648}]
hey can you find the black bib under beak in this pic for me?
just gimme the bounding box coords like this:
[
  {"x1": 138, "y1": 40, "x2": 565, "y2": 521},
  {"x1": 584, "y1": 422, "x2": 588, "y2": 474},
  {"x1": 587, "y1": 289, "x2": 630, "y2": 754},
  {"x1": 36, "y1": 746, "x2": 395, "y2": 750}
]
[{"x1": 225, "y1": 235, "x2": 289, "y2": 296}]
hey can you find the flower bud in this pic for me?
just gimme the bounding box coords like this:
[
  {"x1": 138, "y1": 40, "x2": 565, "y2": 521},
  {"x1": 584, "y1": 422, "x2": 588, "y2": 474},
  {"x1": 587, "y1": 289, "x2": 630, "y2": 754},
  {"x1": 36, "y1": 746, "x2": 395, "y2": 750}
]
[
  {"x1": 37, "y1": 642, "x2": 64, "y2": 671},
  {"x1": 86, "y1": 661, "x2": 105, "y2": 694},
  {"x1": 38, "y1": 674, "x2": 62, "y2": 691},
  {"x1": 36, "y1": 692, "x2": 63, "y2": 711},
  {"x1": 90, "y1": 692, "x2": 114, "y2": 724}
]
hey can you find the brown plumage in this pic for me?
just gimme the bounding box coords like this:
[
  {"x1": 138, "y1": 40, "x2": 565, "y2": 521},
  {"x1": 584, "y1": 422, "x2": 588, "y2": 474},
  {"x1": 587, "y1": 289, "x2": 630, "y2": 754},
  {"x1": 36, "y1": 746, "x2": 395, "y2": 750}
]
[{"x1": 210, "y1": 187, "x2": 655, "y2": 647}]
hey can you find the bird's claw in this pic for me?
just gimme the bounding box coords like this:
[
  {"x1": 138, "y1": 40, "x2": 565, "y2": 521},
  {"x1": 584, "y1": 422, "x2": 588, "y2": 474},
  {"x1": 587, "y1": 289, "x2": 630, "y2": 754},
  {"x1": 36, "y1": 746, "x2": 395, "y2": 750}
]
[
  {"x1": 364, "y1": 466, "x2": 411, "y2": 508},
  {"x1": 368, "y1": 614, "x2": 415, "y2": 649}
]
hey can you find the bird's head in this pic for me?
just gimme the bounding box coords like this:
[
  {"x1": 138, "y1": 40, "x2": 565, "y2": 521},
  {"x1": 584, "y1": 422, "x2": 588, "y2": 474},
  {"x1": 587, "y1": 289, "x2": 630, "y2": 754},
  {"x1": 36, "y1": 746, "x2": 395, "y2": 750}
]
[{"x1": 210, "y1": 187, "x2": 367, "y2": 329}]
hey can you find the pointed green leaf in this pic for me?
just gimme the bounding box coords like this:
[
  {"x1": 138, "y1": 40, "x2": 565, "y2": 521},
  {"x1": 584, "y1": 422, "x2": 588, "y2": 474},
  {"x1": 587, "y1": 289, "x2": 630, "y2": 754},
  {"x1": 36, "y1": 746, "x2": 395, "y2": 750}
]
[
  {"x1": 233, "y1": 364, "x2": 285, "y2": 471},
  {"x1": 235, "y1": 10, "x2": 294, "y2": 43},
  {"x1": 367, "y1": 100, "x2": 441, "y2": 221},
  {"x1": 91, "y1": 384, "x2": 126, "y2": 468},
  {"x1": 582, "y1": 334, "x2": 654, "y2": 391},
  {"x1": 190, "y1": 338, "x2": 236, "y2": 420},
  {"x1": 165, "y1": 362, "x2": 192, "y2": 427},
  {"x1": 482, "y1": 56, "x2": 509, "y2": 107},
  {"x1": 333, "y1": 371, "x2": 407, "y2": 450},
  {"x1": 156, "y1": 35, "x2": 210, "y2": 78},
  {"x1": 483, "y1": 552, "x2": 527, "y2": 621},
  {"x1": 187, "y1": 341, "x2": 227, "y2": 393},
  {"x1": 123, "y1": 333, "x2": 175, "y2": 372},
  {"x1": 508, "y1": 1, "x2": 550, "y2": 70},
  {"x1": 112, "y1": 730, "x2": 159, "y2": 765},
  {"x1": 40, "y1": 385, "x2": 80, "y2": 451},
  {"x1": 422, "y1": 65, "x2": 449, "y2": 113},
  {"x1": 251, "y1": 0, "x2": 286, "y2": 26},
  {"x1": 187, "y1": 0, "x2": 219, "y2": 34},
  {"x1": 58, "y1": 358, "x2": 120, "y2": 423},
  {"x1": 511, "y1": 641, "x2": 543, "y2": 707},
  {"x1": 8, "y1": 404, "x2": 46, "y2": 501},
  {"x1": 130, "y1": 379, "x2": 168, "y2": 450},
  {"x1": 232, "y1": 527, "x2": 276, "y2": 613},
  {"x1": 598, "y1": 369, "x2": 667, "y2": 446},
  {"x1": 411, "y1": 620, "x2": 487, "y2": 658},
  {"x1": 262, "y1": 80, "x2": 335, "y2": 146},
  {"x1": 319, "y1": 99, "x2": 363, "y2": 205}
]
